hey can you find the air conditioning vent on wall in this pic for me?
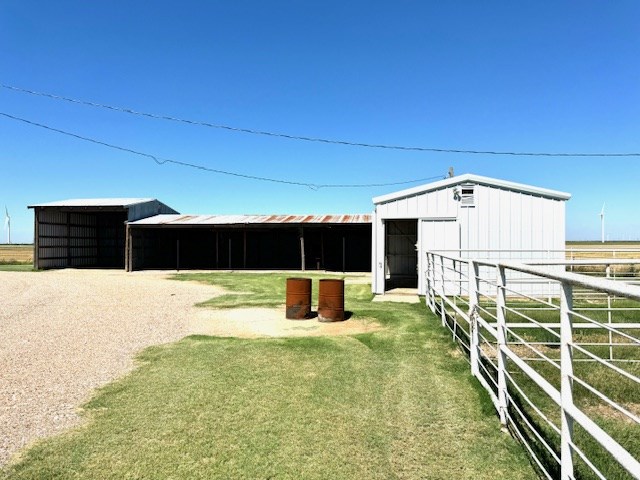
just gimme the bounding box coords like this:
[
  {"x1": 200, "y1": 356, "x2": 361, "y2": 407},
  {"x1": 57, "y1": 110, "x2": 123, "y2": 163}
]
[{"x1": 460, "y1": 184, "x2": 475, "y2": 207}]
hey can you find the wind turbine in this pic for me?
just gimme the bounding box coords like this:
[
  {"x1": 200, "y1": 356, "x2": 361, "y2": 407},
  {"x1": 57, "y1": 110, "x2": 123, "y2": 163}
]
[
  {"x1": 4, "y1": 206, "x2": 10, "y2": 244},
  {"x1": 599, "y1": 203, "x2": 605, "y2": 244}
]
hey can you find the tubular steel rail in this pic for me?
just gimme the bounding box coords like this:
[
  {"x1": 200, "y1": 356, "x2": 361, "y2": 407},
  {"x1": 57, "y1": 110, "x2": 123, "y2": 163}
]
[{"x1": 424, "y1": 252, "x2": 640, "y2": 480}]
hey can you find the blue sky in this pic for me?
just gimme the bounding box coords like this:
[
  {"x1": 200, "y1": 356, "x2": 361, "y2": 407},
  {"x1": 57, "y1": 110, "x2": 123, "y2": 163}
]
[{"x1": 1, "y1": 1, "x2": 639, "y2": 243}]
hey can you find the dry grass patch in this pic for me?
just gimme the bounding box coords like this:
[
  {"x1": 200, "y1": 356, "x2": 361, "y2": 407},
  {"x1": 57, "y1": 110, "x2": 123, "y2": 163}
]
[{"x1": 0, "y1": 245, "x2": 32, "y2": 264}]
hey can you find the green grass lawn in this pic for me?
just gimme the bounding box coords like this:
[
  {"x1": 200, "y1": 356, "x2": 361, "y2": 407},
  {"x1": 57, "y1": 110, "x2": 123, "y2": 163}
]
[
  {"x1": 3, "y1": 273, "x2": 536, "y2": 479},
  {"x1": 0, "y1": 264, "x2": 34, "y2": 272},
  {"x1": 446, "y1": 299, "x2": 639, "y2": 479}
]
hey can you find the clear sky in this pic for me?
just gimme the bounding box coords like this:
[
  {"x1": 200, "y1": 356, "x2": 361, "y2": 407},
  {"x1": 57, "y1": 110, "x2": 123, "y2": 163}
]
[{"x1": 1, "y1": 1, "x2": 639, "y2": 243}]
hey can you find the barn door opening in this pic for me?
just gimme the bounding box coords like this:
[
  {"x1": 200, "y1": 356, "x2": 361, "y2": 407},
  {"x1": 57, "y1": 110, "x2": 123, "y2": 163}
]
[{"x1": 385, "y1": 219, "x2": 418, "y2": 290}]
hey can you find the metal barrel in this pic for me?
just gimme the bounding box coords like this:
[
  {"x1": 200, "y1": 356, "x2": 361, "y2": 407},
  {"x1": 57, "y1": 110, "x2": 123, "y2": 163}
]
[
  {"x1": 317, "y1": 279, "x2": 345, "y2": 322},
  {"x1": 285, "y1": 277, "x2": 312, "y2": 319}
]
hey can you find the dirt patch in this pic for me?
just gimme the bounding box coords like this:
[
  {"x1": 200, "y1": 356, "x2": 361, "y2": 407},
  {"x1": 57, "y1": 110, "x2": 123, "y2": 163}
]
[
  {"x1": 584, "y1": 403, "x2": 640, "y2": 424},
  {"x1": 191, "y1": 306, "x2": 381, "y2": 338}
]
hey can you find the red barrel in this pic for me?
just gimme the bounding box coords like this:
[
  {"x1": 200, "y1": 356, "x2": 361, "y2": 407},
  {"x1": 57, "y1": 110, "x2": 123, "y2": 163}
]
[
  {"x1": 286, "y1": 278, "x2": 312, "y2": 319},
  {"x1": 318, "y1": 279, "x2": 345, "y2": 322}
]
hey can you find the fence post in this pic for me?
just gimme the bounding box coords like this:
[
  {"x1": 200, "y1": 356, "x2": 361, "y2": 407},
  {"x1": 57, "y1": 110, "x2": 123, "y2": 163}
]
[
  {"x1": 453, "y1": 259, "x2": 458, "y2": 308},
  {"x1": 440, "y1": 256, "x2": 447, "y2": 327},
  {"x1": 570, "y1": 248, "x2": 574, "y2": 272},
  {"x1": 496, "y1": 265, "x2": 509, "y2": 427},
  {"x1": 428, "y1": 253, "x2": 437, "y2": 313},
  {"x1": 425, "y1": 253, "x2": 431, "y2": 308},
  {"x1": 560, "y1": 281, "x2": 575, "y2": 480},
  {"x1": 468, "y1": 260, "x2": 480, "y2": 378},
  {"x1": 547, "y1": 249, "x2": 553, "y2": 304},
  {"x1": 426, "y1": 253, "x2": 434, "y2": 313},
  {"x1": 606, "y1": 264, "x2": 613, "y2": 361}
]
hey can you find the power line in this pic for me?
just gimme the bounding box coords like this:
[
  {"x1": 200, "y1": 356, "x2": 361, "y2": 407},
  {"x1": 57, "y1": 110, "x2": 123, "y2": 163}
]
[
  {"x1": 2, "y1": 83, "x2": 638, "y2": 157},
  {"x1": 0, "y1": 111, "x2": 445, "y2": 189}
]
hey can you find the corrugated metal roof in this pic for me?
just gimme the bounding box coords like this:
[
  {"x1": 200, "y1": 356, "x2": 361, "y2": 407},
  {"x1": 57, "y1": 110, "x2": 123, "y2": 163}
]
[
  {"x1": 28, "y1": 198, "x2": 157, "y2": 208},
  {"x1": 373, "y1": 174, "x2": 572, "y2": 204},
  {"x1": 128, "y1": 213, "x2": 372, "y2": 226}
]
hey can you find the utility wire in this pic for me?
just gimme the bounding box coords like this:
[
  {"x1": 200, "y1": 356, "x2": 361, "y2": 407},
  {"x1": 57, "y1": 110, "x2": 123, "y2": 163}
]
[
  {"x1": 0, "y1": 112, "x2": 445, "y2": 189},
  {"x1": 2, "y1": 83, "x2": 638, "y2": 157}
]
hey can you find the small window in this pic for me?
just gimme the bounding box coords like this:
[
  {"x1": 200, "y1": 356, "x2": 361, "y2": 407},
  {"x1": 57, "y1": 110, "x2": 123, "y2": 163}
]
[{"x1": 460, "y1": 184, "x2": 475, "y2": 207}]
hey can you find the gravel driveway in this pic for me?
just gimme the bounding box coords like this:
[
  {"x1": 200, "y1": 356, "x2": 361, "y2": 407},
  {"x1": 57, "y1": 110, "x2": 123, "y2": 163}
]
[{"x1": 0, "y1": 269, "x2": 218, "y2": 466}]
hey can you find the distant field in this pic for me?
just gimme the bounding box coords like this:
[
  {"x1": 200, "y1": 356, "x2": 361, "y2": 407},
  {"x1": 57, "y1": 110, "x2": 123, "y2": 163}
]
[
  {"x1": 566, "y1": 241, "x2": 640, "y2": 260},
  {"x1": 0, "y1": 245, "x2": 33, "y2": 264}
]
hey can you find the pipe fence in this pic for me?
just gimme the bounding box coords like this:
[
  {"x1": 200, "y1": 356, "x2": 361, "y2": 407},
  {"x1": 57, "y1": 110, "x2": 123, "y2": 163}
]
[{"x1": 425, "y1": 252, "x2": 640, "y2": 480}]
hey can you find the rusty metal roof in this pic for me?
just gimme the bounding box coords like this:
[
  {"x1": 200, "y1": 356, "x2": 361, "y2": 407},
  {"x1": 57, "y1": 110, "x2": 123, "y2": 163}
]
[{"x1": 128, "y1": 213, "x2": 372, "y2": 226}]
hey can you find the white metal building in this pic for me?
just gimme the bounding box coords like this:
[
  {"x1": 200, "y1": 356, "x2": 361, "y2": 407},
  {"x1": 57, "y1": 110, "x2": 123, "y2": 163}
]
[{"x1": 371, "y1": 174, "x2": 571, "y2": 295}]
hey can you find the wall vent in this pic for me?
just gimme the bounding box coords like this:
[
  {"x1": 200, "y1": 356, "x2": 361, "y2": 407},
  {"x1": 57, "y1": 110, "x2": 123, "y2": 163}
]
[{"x1": 460, "y1": 184, "x2": 475, "y2": 207}]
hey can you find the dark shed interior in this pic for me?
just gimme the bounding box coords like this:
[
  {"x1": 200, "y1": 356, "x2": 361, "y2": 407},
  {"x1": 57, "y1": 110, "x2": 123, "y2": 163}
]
[
  {"x1": 32, "y1": 207, "x2": 128, "y2": 269},
  {"x1": 128, "y1": 225, "x2": 371, "y2": 272}
]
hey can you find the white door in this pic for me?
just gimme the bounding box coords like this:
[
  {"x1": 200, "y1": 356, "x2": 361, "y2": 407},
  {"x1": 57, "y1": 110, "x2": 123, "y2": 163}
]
[{"x1": 418, "y1": 219, "x2": 459, "y2": 295}]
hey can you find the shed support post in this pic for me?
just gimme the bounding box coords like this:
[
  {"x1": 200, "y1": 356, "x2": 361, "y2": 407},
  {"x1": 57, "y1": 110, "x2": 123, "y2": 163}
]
[
  {"x1": 299, "y1": 227, "x2": 305, "y2": 271},
  {"x1": 320, "y1": 230, "x2": 325, "y2": 270},
  {"x1": 496, "y1": 266, "x2": 509, "y2": 427},
  {"x1": 560, "y1": 282, "x2": 575, "y2": 480},
  {"x1": 130, "y1": 229, "x2": 135, "y2": 271},
  {"x1": 33, "y1": 209, "x2": 40, "y2": 270},
  {"x1": 176, "y1": 237, "x2": 180, "y2": 272},
  {"x1": 66, "y1": 212, "x2": 71, "y2": 268},
  {"x1": 125, "y1": 223, "x2": 130, "y2": 272},
  {"x1": 342, "y1": 236, "x2": 346, "y2": 272}
]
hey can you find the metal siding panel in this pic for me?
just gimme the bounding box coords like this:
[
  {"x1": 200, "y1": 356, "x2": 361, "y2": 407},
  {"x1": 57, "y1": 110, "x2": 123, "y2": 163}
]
[
  {"x1": 520, "y1": 193, "x2": 533, "y2": 254},
  {"x1": 435, "y1": 189, "x2": 446, "y2": 217},
  {"x1": 446, "y1": 186, "x2": 458, "y2": 217},
  {"x1": 478, "y1": 186, "x2": 491, "y2": 255},
  {"x1": 417, "y1": 193, "x2": 428, "y2": 217},
  {"x1": 510, "y1": 191, "x2": 522, "y2": 260},
  {"x1": 374, "y1": 216, "x2": 385, "y2": 293},
  {"x1": 37, "y1": 210, "x2": 69, "y2": 268},
  {"x1": 371, "y1": 210, "x2": 377, "y2": 293},
  {"x1": 378, "y1": 203, "x2": 388, "y2": 218},
  {"x1": 408, "y1": 194, "x2": 419, "y2": 217},
  {"x1": 398, "y1": 197, "x2": 408, "y2": 216},
  {"x1": 542, "y1": 199, "x2": 555, "y2": 251},
  {"x1": 488, "y1": 187, "x2": 501, "y2": 261},
  {"x1": 470, "y1": 186, "x2": 484, "y2": 253},
  {"x1": 531, "y1": 196, "x2": 543, "y2": 259},
  {"x1": 417, "y1": 219, "x2": 423, "y2": 292},
  {"x1": 556, "y1": 201, "x2": 565, "y2": 251},
  {"x1": 499, "y1": 189, "x2": 510, "y2": 254}
]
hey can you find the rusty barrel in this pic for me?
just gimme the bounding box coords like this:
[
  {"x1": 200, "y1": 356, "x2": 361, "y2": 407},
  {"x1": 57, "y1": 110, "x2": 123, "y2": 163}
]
[
  {"x1": 286, "y1": 278, "x2": 312, "y2": 319},
  {"x1": 318, "y1": 279, "x2": 345, "y2": 322}
]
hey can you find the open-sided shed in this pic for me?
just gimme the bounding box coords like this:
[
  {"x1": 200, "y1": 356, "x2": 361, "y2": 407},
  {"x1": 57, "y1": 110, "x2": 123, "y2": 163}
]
[
  {"x1": 29, "y1": 198, "x2": 177, "y2": 269},
  {"x1": 125, "y1": 214, "x2": 371, "y2": 272},
  {"x1": 371, "y1": 174, "x2": 571, "y2": 295}
]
